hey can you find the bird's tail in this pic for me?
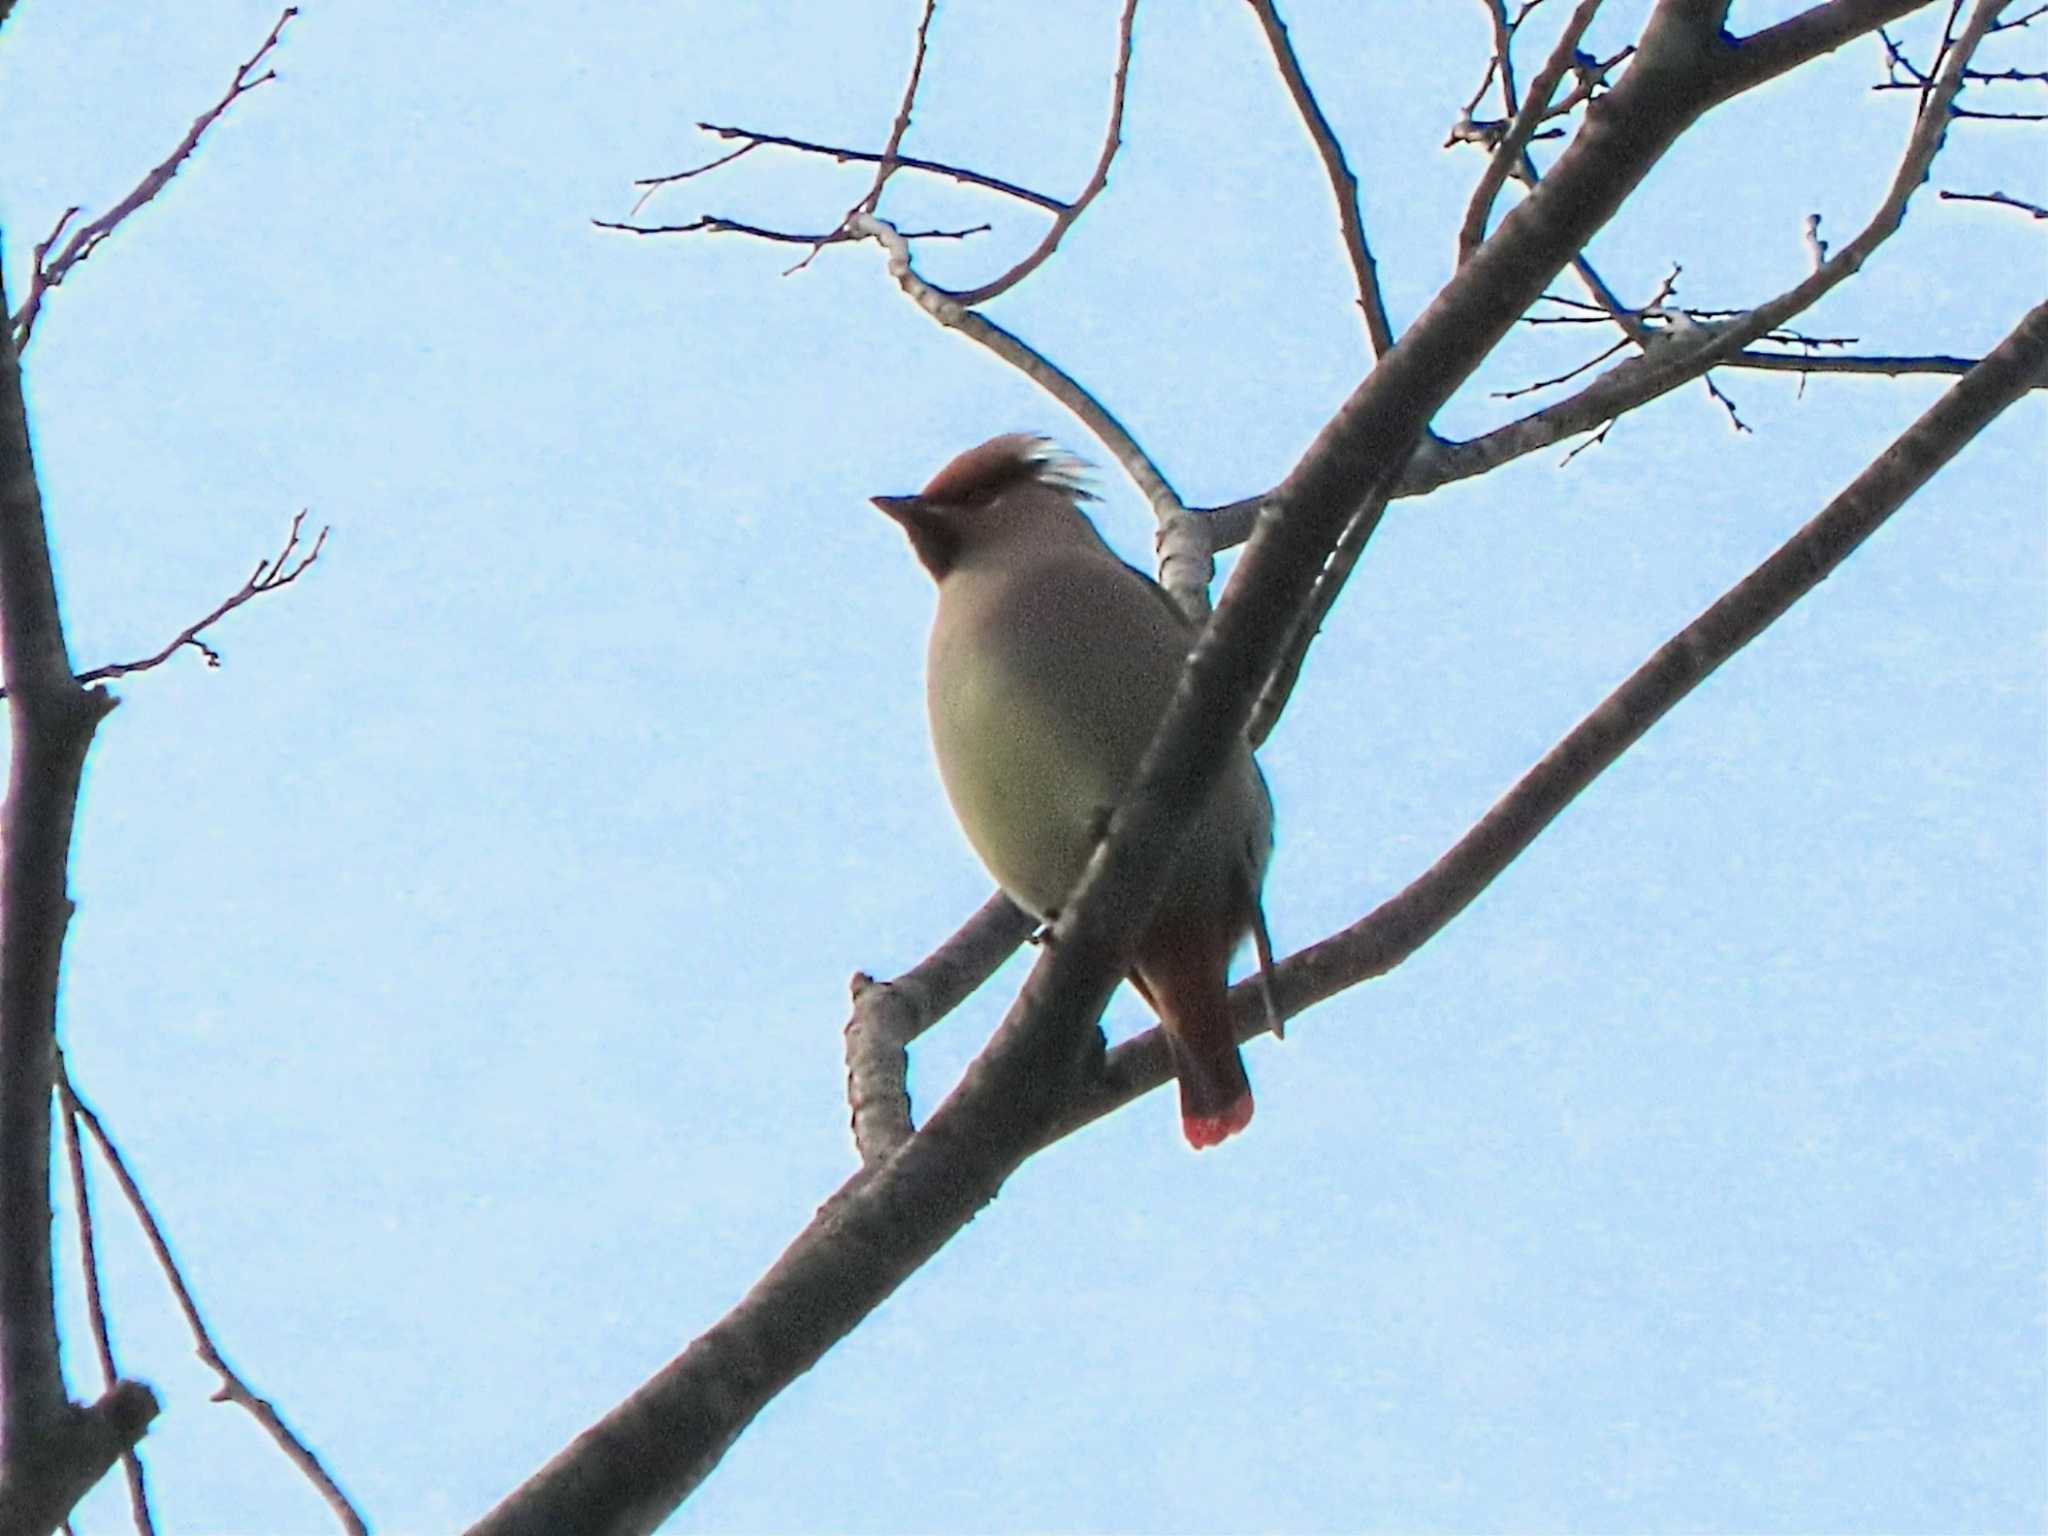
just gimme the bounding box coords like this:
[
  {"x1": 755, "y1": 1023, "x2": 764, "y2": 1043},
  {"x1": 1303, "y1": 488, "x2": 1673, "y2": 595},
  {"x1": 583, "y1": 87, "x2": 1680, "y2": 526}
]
[{"x1": 1130, "y1": 935, "x2": 1254, "y2": 1151}]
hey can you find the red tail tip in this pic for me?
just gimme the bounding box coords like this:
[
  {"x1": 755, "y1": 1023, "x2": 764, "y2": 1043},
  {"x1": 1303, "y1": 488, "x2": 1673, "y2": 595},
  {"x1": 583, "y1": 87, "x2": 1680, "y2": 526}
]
[{"x1": 1182, "y1": 1092, "x2": 1254, "y2": 1150}]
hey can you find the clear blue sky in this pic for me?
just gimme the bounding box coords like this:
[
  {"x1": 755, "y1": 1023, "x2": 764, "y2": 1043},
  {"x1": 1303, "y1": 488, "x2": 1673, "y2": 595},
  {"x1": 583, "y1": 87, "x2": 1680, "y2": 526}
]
[{"x1": 1, "y1": 2, "x2": 2042, "y2": 1531}]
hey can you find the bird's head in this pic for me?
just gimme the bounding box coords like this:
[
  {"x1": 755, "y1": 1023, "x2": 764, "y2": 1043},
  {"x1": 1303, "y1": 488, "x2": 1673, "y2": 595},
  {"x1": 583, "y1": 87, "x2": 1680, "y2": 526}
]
[{"x1": 872, "y1": 434, "x2": 1096, "y2": 580}]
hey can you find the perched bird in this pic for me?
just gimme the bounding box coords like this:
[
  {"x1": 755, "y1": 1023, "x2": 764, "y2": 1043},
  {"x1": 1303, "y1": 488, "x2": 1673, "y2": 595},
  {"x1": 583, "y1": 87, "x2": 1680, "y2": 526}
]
[{"x1": 873, "y1": 434, "x2": 1276, "y2": 1150}]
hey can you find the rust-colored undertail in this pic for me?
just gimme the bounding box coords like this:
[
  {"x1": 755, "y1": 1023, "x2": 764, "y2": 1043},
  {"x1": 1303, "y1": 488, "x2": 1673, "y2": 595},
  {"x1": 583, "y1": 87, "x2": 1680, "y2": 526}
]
[{"x1": 1129, "y1": 919, "x2": 1253, "y2": 1151}]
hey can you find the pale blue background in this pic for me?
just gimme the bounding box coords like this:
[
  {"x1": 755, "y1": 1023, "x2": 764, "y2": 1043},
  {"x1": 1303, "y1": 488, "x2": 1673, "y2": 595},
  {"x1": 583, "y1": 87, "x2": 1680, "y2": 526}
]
[{"x1": 0, "y1": 2, "x2": 2042, "y2": 1531}]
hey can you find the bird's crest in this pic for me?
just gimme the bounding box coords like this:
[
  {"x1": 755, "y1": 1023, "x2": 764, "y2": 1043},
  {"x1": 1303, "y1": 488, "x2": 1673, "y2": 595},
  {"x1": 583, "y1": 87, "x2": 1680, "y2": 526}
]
[{"x1": 918, "y1": 434, "x2": 1094, "y2": 506}]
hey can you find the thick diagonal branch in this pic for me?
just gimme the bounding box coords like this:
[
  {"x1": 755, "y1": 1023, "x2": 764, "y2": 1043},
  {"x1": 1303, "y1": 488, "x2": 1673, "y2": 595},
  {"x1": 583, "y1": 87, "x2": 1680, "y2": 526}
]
[{"x1": 1077, "y1": 296, "x2": 2048, "y2": 1127}]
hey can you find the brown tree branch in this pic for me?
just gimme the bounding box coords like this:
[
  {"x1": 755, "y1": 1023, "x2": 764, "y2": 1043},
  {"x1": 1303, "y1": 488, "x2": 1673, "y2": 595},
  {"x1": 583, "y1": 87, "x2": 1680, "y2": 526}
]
[
  {"x1": 1245, "y1": 0, "x2": 1398, "y2": 356},
  {"x1": 1728, "y1": 0, "x2": 1945, "y2": 91},
  {"x1": 0, "y1": 229, "x2": 154, "y2": 1536},
  {"x1": 1070, "y1": 294, "x2": 2048, "y2": 1132},
  {"x1": 844, "y1": 892, "x2": 1033, "y2": 1166},
  {"x1": 10, "y1": 7, "x2": 297, "y2": 350}
]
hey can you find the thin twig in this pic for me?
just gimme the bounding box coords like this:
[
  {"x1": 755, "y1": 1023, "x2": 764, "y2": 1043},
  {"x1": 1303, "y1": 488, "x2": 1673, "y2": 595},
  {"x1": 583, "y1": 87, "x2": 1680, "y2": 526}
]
[
  {"x1": 1246, "y1": 0, "x2": 1396, "y2": 355},
  {"x1": 633, "y1": 123, "x2": 1068, "y2": 216},
  {"x1": 594, "y1": 214, "x2": 987, "y2": 245},
  {"x1": 1703, "y1": 371, "x2": 1752, "y2": 432},
  {"x1": 1245, "y1": 482, "x2": 1392, "y2": 747},
  {"x1": 626, "y1": 139, "x2": 760, "y2": 217},
  {"x1": 1940, "y1": 187, "x2": 2048, "y2": 215},
  {"x1": 1425, "y1": 0, "x2": 2017, "y2": 488},
  {"x1": 1458, "y1": 0, "x2": 1606, "y2": 262},
  {"x1": 0, "y1": 513, "x2": 330, "y2": 701},
  {"x1": 782, "y1": 0, "x2": 947, "y2": 279},
  {"x1": 1876, "y1": 63, "x2": 2048, "y2": 84},
  {"x1": 56, "y1": 1054, "x2": 155, "y2": 1536},
  {"x1": 11, "y1": 7, "x2": 298, "y2": 348},
  {"x1": 60, "y1": 1076, "x2": 369, "y2": 1536},
  {"x1": 1721, "y1": 349, "x2": 1999, "y2": 379},
  {"x1": 1559, "y1": 418, "x2": 1618, "y2": 464},
  {"x1": 1527, "y1": 294, "x2": 2019, "y2": 379},
  {"x1": 1917, "y1": 0, "x2": 1971, "y2": 118},
  {"x1": 1495, "y1": 334, "x2": 1632, "y2": 397},
  {"x1": 936, "y1": 0, "x2": 1142, "y2": 307},
  {"x1": 853, "y1": 0, "x2": 939, "y2": 220}
]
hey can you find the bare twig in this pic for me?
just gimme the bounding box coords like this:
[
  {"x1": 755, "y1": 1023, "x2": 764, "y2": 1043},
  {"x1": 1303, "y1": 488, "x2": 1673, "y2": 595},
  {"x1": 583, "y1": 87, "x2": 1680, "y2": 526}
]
[
  {"x1": 1427, "y1": 0, "x2": 2018, "y2": 489},
  {"x1": 1246, "y1": 0, "x2": 1397, "y2": 355},
  {"x1": 1485, "y1": 0, "x2": 1524, "y2": 117},
  {"x1": 1877, "y1": 24, "x2": 1934, "y2": 85},
  {"x1": 1559, "y1": 417, "x2": 1618, "y2": 463},
  {"x1": 1245, "y1": 482, "x2": 1392, "y2": 748},
  {"x1": 594, "y1": 214, "x2": 988, "y2": 245},
  {"x1": 11, "y1": 7, "x2": 298, "y2": 348},
  {"x1": 853, "y1": 0, "x2": 940, "y2": 221},
  {"x1": 1960, "y1": 62, "x2": 2048, "y2": 80},
  {"x1": 0, "y1": 513, "x2": 330, "y2": 702},
  {"x1": 56, "y1": 1057, "x2": 156, "y2": 1536},
  {"x1": 1940, "y1": 186, "x2": 2048, "y2": 215},
  {"x1": 1923, "y1": 0, "x2": 1971, "y2": 115},
  {"x1": 633, "y1": 139, "x2": 760, "y2": 214},
  {"x1": 1458, "y1": 0, "x2": 1607, "y2": 262},
  {"x1": 1703, "y1": 371, "x2": 1752, "y2": 431},
  {"x1": 1739, "y1": 348, "x2": 1983, "y2": 375},
  {"x1": 937, "y1": 0, "x2": 1142, "y2": 307},
  {"x1": 632, "y1": 123, "x2": 1068, "y2": 217},
  {"x1": 1804, "y1": 211, "x2": 1831, "y2": 267},
  {"x1": 61, "y1": 1077, "x2": 368, "y2": 1536},
  {"x1": 1496, "y1": 334, "x2": 1632, "y2": 397},
  {"x1": 1526, "y1": 292, "x2": 2019, "y2": 381}
]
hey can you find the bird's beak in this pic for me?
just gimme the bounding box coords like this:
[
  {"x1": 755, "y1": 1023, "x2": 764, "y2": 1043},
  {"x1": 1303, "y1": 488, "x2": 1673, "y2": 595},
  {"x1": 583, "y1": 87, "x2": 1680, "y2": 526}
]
[
  {"x1": 870, "y1": 494, "x2": 922, "y2": 524},
  {"x1": 872, "y1": 493, "x2": 955, "y2": 579}
]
